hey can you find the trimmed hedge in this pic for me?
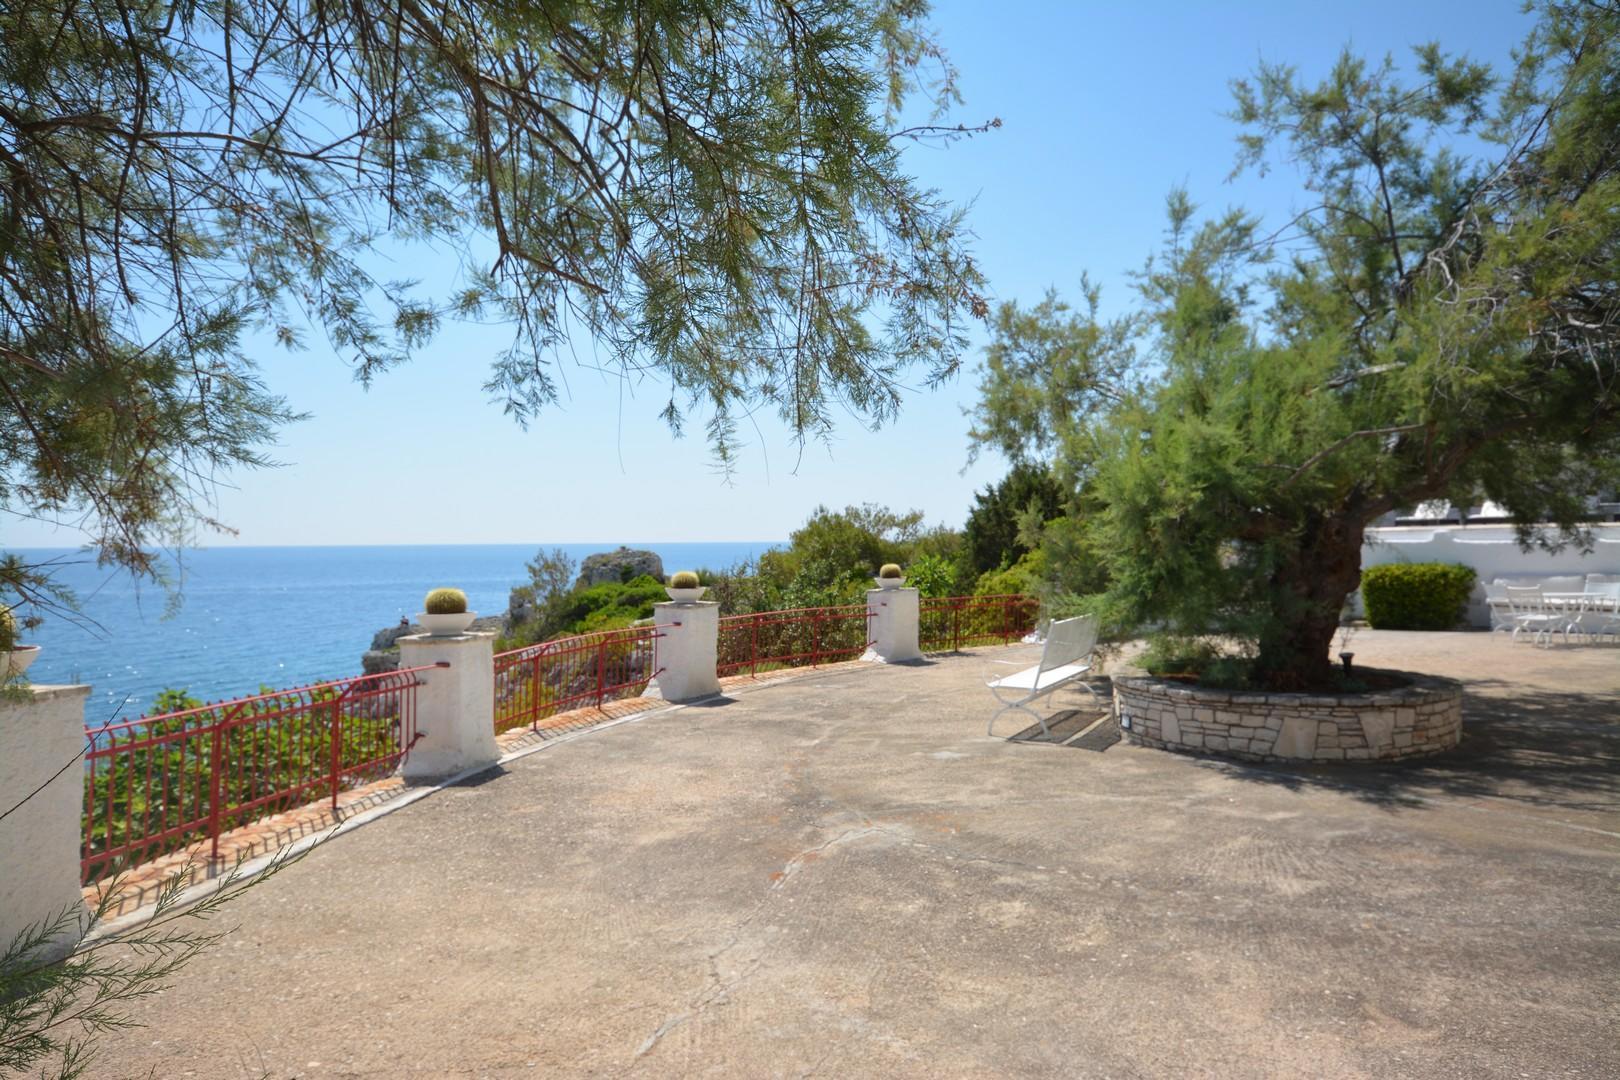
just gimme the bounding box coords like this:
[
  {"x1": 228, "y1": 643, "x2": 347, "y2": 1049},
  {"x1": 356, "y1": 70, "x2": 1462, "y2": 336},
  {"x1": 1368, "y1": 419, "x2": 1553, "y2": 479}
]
[{"x1": 1361, "y1": 562, "x2": 1478, "y2": 630}]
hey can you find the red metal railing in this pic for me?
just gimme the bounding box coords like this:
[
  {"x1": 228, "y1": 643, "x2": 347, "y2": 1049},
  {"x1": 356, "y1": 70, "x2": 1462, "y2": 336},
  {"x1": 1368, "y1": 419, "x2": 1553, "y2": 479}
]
[
  {"x1": 81, "y1": 665, "x2": 438, "y2": 884},
  {"x1": 717, "y1": 604, "x2": 874, "y2": 677},
  {"x1": 920, "y1": 594, "x2": 1040, "y2": 652},
  {"x1": 492, "y1": 626, "x2": 659, "y2": 734}
]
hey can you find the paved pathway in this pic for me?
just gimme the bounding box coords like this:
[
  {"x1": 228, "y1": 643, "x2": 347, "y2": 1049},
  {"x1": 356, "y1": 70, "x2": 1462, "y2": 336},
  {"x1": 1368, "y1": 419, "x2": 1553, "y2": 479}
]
[{"x1": 88, "y1": 632, "x2": 1618, "y2": 1078}]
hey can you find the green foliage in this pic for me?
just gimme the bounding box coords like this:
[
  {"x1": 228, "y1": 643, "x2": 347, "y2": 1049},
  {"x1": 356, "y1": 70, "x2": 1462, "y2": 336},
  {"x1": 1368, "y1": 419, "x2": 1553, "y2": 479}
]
[
  {"x1": 969, "y1": 4, "x2": 1620, "y2": 688},
  {"x1": 1360, "y1": 563, "x2": 1478, "y2": 631},
  {"x1": 82, "y1": 686, "x2": 400, "y2": 883},
  {"x1": 878, "y1": 563, "x2": 903, "y2": 579},
  {"x1": 669, "y1": 571, "x2": 701, "y2": 589},
  {"x1": 905, "y1": 555, "x2": 954, "y2": 598},
  {"x1": 501, "y1": 575, "x2": 667, "y2": 647},
  {"x1": 1137, "y1": 637, "x2": 1254, "y2": 690},
  {"x1": 961, "y1": 463, "x2": 1066, "y2": 575},
  {"x1": 423, "y1": 588, "x2": 468, "y2": 615},
  {"x1": 1, "y1": 2, "x2": 988, "y2": 641},
  {"x1": 0, "y1": 604, "x2": 14, "y2": 652},
  {"x1": 504, "y1": 548, "x2": 578, "y2": 643},
  {"x1": 973, "y1": 550, "x2": 1046, "y2": 597}
]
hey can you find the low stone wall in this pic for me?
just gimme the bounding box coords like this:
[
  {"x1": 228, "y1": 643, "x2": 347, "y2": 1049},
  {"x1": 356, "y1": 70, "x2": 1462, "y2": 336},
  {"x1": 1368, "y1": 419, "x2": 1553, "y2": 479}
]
[{"x1": 1113, "y1": 671, "x2": 1463, "y2": 764}]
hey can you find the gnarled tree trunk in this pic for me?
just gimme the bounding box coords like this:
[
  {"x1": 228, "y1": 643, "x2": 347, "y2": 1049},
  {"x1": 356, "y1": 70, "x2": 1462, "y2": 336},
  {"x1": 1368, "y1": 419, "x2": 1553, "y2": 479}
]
[{"x1": 1253, "y1": 514, "x2": 1368, "y2": 691}]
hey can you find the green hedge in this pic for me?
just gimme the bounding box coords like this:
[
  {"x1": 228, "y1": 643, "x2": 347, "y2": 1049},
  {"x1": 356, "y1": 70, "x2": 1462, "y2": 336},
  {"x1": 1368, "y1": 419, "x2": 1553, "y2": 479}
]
[{"x1": 1361, "y1": 562, "x2": 1478, "y2": 630}]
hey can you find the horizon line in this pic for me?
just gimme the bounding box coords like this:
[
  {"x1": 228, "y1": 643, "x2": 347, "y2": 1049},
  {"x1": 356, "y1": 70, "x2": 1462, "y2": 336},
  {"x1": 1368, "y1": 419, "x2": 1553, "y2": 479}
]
[{"x1": 7, "y1": 539, "x2": 788, "y2": 551}]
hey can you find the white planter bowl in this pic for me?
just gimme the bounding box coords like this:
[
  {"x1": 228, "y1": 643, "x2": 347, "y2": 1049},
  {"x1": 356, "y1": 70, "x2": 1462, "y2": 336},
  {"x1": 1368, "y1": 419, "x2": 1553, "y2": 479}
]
[
  {"x1": 665, "y1": 586, "x2": 706, "y2": 603},
  {"x1": 417, "y1": 611, "x2": 477, "y2": 636},
  {"x1": 3, "y1": 644, "x2": 40, "y2": 678},
  {"x1": 875, "y1": 577, "x2": 905, "y2": 590}
]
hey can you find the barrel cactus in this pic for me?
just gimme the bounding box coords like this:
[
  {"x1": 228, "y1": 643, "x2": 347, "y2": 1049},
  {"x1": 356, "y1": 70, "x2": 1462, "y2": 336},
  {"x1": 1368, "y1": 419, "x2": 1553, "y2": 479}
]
[
  {"x1": 878, "y1": 563, "x2": 903, "y2": 579},
  {"x1": 424, "y1": 587, "x2": 468, "y2": 614},
  {"x1": 669, "y1": 570, "x2": 701, "y2": 589}
]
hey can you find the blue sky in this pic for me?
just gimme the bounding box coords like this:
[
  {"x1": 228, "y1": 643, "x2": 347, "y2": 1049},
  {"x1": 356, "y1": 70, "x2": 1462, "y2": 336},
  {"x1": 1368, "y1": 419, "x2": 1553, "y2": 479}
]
[{"x1": 9, "y1": 1, "x2": 1534, "y2": 548}]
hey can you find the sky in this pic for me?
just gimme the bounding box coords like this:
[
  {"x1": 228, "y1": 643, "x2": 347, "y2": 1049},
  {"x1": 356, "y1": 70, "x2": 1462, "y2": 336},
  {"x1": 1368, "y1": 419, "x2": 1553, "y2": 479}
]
[{"x1": 7, "y1": 0, "x2": 1536, "y2": 548}]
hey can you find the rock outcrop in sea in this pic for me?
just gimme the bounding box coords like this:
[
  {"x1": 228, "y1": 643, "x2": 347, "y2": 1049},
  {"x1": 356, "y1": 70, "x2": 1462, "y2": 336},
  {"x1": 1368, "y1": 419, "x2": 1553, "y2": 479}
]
[
  {"x1": 576, "y1": 546, "x2": 664, "y2": 587},
  {"x1": 361, "y1": 615, "x2": 505, "y2": 674}
]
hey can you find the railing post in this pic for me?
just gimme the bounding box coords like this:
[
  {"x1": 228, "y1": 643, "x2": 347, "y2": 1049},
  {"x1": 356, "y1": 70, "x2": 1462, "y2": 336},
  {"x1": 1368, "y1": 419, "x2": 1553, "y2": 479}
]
[
  {"x1": 0, "y1": 683, "x2": 92, "y2": 962},
  {"x1": 208, "y1": 722, "x2": 224, "y2": 867},
  {"x1": 330, "y1": 694, "x2": 344, "y2": 811},
  {"x1": 863, "y1": 587, "x2": 921, "y2": 663},
  {"x1": 398, "y1": 631, "x2": 499, "y2": 781},
  {"x1": 651, "y1": 599, "x2": 720, "y2": 702},
  {"x1": 750, "y1": 616, "x2": 759, "y2": 677},
  {"x1": 596, "y1": 638, "x2": 607, "y2": 708}
]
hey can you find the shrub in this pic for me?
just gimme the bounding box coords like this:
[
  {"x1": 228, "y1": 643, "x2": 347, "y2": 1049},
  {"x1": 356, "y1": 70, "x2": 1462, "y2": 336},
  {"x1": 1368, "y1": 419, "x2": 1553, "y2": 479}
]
[
  {"x1": 669, "y1": 570, "x2": 700, "y2": 589},
  {"x1": 1138, "y1": 636, "x2": 1254, "y2": 689},
  {"x1": 1360, "y1": 563, "x2": 1477, "y2": 630},
  {"x1": 0, "y1": 604, "x2": 15, "y2": 644},
  {"x1": 904, "y1": 554, "x2": 955, "y2": 597},
  {"x1": 424, "y1": 587, "x2": 468, "y2": 614},
  {"x1": 878, "y1": 563, "x2": 903, "y2": 579},
  {"x1": 973, "y1": 549, "x2": 1046, "y2": 598}
]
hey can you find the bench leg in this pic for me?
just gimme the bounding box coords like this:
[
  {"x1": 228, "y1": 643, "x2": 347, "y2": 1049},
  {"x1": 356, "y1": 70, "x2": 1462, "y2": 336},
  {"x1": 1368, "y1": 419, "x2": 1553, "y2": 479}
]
[
  {"x1": 988, "y1": 678, "x2": 1107, "y2": 738},
  {"x1": 987, "y1": 687, "x2": 1052, "y2": 738}
]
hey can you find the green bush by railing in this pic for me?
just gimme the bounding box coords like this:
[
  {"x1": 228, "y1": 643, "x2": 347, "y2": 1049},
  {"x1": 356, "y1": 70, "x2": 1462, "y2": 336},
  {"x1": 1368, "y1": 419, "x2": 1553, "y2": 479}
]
[{"x1": 1361, "y1": 563, "x2": 1478, "y2": 630}]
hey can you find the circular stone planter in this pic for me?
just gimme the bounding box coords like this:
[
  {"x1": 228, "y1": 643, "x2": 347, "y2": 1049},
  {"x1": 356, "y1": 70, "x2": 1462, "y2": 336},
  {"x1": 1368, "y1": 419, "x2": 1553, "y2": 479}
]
[{"x1": 1113, "y1": 669, "x2": 1463, "y2": 764}]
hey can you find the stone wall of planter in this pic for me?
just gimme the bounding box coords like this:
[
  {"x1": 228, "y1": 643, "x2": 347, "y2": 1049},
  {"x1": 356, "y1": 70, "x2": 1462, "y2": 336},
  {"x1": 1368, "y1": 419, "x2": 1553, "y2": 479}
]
[{"x1": 1113, "y1": 671, "x2": 1463, "y2": 763}]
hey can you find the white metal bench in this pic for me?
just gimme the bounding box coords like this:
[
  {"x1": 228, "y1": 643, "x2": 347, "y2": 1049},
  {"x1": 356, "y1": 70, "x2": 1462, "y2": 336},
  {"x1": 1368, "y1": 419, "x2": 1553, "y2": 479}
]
[{"x1": 986, "y1": 614, "x2": 1102, "y2": 737}]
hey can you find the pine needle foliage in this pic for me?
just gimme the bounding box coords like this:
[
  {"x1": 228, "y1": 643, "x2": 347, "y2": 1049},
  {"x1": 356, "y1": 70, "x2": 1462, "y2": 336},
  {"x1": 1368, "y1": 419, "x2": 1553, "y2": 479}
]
[
  {"x1": 971, "y1": 1, "x2": 1620, "y2": 689},
  {"x1": 0, "y1": 0, "x2": 990, "y2": 632}
]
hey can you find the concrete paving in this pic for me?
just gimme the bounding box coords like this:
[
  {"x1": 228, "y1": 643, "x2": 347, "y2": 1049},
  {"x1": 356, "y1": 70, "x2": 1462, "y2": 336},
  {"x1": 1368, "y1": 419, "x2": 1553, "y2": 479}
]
[{"x1": 89, "y1": 631, "x2": 1618, "y2": 1078}]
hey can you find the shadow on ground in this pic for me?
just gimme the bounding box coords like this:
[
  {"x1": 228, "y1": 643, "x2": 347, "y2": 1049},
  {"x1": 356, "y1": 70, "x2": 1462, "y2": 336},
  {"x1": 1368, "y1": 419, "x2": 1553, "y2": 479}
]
[{"x1": 1182, "y1": 678, "x2": 1620, "y2": 815}]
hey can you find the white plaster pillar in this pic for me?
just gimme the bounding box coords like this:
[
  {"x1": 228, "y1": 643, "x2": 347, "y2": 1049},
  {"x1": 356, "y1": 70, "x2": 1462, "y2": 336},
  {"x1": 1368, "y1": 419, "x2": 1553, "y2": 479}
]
[
  {"x1": 864, "y1": 587, "x2": 921, "y2": 663},
  {"x1": 1, "y1": 683, "x2": 92, "y2": 960},
  {"x1": 398, "y1": 632, "x2": 500, "y2": 780},
  {"x1": 651, "y1": 601, "x2": 720, "y2": 702}
]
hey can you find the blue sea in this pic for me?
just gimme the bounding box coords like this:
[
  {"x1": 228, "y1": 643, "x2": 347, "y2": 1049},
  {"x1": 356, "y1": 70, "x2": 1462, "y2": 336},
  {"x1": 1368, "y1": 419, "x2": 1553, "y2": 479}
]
[{"x1": 13, "y1": 543, "x2": 778, "y2": 725}]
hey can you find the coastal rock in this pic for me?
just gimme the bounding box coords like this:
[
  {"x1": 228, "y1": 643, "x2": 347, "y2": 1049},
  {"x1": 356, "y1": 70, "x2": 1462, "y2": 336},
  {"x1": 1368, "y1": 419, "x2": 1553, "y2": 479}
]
[
  {"x1": 362, "y1": 649, "x2": 399, "y2": 675},
  {"x1": 362, "y1": 615, "x2": 505, "y2": 675},
  {"x1": 370, "y1": 622, "x2": 419, "y2": 652},
  {"x1": 577, "y1": 547, "x2": 664, "y2": 588}
]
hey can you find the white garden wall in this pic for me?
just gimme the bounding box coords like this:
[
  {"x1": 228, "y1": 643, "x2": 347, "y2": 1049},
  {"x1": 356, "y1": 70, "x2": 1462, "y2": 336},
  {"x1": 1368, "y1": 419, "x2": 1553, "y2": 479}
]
[{"x1": 1355, "y1": 524, "x2": 1620, "y2": 627}]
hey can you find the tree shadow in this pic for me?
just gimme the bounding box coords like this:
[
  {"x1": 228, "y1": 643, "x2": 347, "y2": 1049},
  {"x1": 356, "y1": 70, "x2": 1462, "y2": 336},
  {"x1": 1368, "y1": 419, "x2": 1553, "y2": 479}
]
[{"x1": 1184, "y1": 679, "x2": 1620, "y2": 815}]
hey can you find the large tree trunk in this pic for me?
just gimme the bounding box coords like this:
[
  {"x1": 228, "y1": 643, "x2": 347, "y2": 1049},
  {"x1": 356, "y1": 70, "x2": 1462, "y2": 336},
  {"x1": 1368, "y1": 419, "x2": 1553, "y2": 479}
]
[{"x1": 1254, "y1": 514, "x2": 1368, "y2": 691}]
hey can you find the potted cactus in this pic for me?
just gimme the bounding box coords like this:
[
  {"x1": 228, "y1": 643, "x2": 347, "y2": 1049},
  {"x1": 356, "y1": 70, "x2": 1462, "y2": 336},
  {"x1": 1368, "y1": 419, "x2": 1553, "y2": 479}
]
[
  {"x1": 1, "y1": 605, "x2": 39, "y2": 679},
  {"x1": 875, "y1": 563, "x2": 905, "y2": 590},
  {"x1": 665, "y1": 571, "x2": 706, "y2": 603},
  {"x1": 417, "y1": 587, "x2": 477, "y2": 636}
]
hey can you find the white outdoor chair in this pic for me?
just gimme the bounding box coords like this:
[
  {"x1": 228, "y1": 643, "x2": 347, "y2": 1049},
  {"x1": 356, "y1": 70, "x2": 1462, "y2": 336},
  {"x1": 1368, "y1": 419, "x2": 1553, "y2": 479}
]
[
  {"x1": 985, "y1": 614, "x2": 1101, "y2": 737},
  {"x1": 1504, "y1": 586, "x2": 1563, "y2": 647},
  {"x1": 1581, "y1": 577, "x2": 1620, "y2": 643},
  {"x1": 1484, "y1": 580, "x2": 1514, "y2": 633}
]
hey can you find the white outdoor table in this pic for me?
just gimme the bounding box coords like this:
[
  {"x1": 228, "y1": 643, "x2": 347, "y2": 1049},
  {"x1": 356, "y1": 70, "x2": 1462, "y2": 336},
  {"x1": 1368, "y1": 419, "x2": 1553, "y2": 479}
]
[{"x1": 1543, "y1": 592, "x2": 1620, "y2": 612}]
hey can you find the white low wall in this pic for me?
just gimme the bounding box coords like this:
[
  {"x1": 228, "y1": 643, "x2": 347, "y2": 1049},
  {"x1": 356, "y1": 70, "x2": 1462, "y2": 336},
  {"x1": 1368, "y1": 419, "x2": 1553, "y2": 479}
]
[{"x1": 1357, "y1": 524, "x2": 1620, "y2": 627}]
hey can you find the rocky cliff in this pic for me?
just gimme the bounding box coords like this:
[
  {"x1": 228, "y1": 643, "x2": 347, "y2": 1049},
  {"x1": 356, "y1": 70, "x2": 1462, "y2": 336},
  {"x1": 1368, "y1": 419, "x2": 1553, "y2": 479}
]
[{"x1": 576, "y1": 546, "x2": 664, "y2": 587}]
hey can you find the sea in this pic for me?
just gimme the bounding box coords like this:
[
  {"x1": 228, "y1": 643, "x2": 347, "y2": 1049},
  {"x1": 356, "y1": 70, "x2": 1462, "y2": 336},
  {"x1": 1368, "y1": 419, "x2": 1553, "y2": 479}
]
[{"x1": 12, "y1": 542, "x2": 779, "y2": 725}]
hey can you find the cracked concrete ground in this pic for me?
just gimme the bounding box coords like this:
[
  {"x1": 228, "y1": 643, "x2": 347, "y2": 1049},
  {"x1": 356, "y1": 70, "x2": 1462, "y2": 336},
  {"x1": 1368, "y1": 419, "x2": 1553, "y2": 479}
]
[{"x1": 88, "y1": 631, "x2": 1618, "y2": 1078}]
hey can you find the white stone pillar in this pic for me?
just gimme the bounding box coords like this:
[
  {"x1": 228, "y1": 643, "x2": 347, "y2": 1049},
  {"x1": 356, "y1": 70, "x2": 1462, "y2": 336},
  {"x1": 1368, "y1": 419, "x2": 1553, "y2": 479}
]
[
  {"x1": 651, "y1": 601, "x2": 720, "y2": 702},
  {"x1": 398, "y1": 632, "x2": 500, "y2": 780},
  {"x1": 864, "y1": 587, "x2": 921, "y2": 663},
  {"x1": 1, "y1": 683, "x2": 92, "y2": 960}
]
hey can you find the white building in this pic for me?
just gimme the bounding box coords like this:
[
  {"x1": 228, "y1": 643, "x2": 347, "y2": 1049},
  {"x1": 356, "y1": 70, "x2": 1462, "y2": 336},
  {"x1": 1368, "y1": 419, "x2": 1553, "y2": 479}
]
[{"x1": 1359, "y1": 496, "x2": 1620, "y2": 628}]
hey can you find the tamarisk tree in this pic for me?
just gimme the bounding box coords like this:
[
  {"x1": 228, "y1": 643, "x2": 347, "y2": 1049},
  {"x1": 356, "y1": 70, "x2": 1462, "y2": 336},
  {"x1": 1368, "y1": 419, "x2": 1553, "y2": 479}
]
[
  {"x1": 0, "y1": 0, "x2": 988, "y2": 641},
  {"x1": 972, "y1": 1, "x2": 1620, "y2": 689}
]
